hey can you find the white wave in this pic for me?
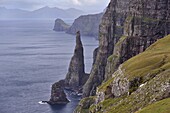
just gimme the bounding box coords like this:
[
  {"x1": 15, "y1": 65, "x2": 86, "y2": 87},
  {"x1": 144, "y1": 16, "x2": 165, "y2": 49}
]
[{"x1": 38, "y1": 101, "x2": 47, "y2": 105}]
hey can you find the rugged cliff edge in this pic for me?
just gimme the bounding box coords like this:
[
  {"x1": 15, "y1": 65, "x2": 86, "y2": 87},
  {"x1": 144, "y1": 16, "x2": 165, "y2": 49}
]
[
  {"x1": 83, "y1": 0, "x2": 170, "y2": 97},
  {"x1": 91, "y1": 35, "x2": 170, "y2": 113},
  {"x1": 74, "y1": 0, "x2": 170, "y2": 112},
  {"x1": 66, "y1": 13, "x2": 103, "y2": 37},
  {"x1": 75, "y1": 34, "x2": 170, "y2": 113},
  {"x1": 49, "y1": 31, "x2": 88, "y2": 104}
]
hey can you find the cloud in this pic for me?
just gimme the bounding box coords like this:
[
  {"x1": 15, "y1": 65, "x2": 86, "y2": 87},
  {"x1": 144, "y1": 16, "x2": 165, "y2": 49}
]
[
  {"x1": 71, "y1": 0, "x2": 97, "y2": 5},
  {"x1": 72, "y1": 0, "x2": 81, "y2": 5}
]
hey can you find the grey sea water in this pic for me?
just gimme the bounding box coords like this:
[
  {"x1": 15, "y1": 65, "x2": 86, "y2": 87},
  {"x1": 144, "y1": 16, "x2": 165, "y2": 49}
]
[{"x1": 0, "y1": 20, "x2": 98, "y2": 113}]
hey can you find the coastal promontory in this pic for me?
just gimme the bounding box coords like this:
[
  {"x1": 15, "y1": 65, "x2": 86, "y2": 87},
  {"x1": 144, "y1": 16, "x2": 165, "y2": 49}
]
[{"x1": 53, "y1": 19, "x2": 70, "y2": 31}]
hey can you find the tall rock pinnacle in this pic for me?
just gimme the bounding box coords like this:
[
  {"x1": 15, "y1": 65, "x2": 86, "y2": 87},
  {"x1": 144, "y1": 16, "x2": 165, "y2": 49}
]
[
  {"x1": 48, "y1": 31, "x2": 89, "y2": 104},
  {"x1": 65, "y1": 31, "x2": 88, "y2": 89}
]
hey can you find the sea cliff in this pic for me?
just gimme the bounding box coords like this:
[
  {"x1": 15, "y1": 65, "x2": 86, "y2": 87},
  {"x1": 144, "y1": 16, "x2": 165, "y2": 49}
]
[
  {"x1": 66, "y1": 13, "x2": 103, "y2": 37},
  {"x1": 74, "y1": 0, "x2": 170, "y2": 112}
]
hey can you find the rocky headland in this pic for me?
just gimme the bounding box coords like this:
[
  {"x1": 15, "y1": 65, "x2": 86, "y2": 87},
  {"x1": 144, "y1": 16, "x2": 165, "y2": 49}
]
[
  {"x1": 66, "y1": 13, "x2": 103, "y2": 38},
  {"x1": 53, "y1": 13, "x2": 103, "y2": 38},
  {"x1": 53, "y1": 19, "x2": 70, "y2": 31}
]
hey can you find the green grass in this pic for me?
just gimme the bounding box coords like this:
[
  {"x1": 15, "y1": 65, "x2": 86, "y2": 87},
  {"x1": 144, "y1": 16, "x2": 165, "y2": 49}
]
[
  {"x1": 123, "y1": 35, "x2": 170, "y2": 81},
  {"x1": 98, "y1": 77, "x2": 114, "y2": 92},
  {"x1": 94, "y1": 69, "x2": 170, "y2": 113},
  {"x1": 136, "y1": 98, "x2": 170, "y2": 113},
  {"x1": 90, "y1": 35, "x2": 170, "y2": 113},
  {"x1": 75, "y1": 96, "x2": 96, "y2": 113},
  {"x1": 115, "y1": 35, "x2": 127, "y2": 46},
  {"x1": 100, "y1": 34, "x2": 170, "y2": 93}
]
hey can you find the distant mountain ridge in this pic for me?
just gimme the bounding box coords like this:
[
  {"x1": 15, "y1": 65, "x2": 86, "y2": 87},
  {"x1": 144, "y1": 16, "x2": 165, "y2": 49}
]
[{"x1": 0, "y1": 6, "x2": 84, "y2": 19}]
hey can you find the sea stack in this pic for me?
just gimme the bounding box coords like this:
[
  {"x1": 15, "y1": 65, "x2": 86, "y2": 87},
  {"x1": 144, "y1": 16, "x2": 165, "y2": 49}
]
[
  {"x1": 65, "y1": 31, "x2": 89, "y2": 90},
  {"x1": 49, "y1": 31, "x2": 89, "y2": 104},
  {"x1": 48, "y1": 80, "x2": 69, "y2": 104}
]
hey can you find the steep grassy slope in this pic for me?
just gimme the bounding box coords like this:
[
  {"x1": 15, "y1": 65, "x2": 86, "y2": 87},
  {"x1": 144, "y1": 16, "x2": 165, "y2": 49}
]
[
  {"x1": 123, "y1": 35, "x2": 170, "y2": 81},
  {"x1": 135, "y1": 98, "x2": 170, "y2": 113},
  {"x1": 88, "y1": 35, "x2": 170, "y2": 113}
]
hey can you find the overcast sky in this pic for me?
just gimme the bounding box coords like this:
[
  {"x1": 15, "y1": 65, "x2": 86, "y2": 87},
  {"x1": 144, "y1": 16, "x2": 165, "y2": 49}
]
[{"x1": 0, "y1": 0, "x2": 110, "y2": 13}]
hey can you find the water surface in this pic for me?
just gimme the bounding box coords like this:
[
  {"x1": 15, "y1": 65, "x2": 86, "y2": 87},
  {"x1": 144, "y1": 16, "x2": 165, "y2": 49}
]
[{"x1": 0, "y1": 20, "x2": 98, "y2": 113}]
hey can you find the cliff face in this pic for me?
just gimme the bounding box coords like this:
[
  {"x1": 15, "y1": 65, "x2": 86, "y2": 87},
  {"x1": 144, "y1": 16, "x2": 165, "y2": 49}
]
[
  {"x1": 66, "y1": 13, "x2": 103, "y2": 37},
  {"x1": 83, "y1": 0, "x2": 170, "y2": 97},
  {"x1": 65, "y1": 31, "x2": 89, "y2": 89},
  {"x1": 53, "y1": 19, "x2": 70, "y2": 31},
  {"x1": 75, "y1": 35, "x2": 170, "y2": 113},
  {"x1": 83, "y1": 0, "x2": 116, "y2": 97},
  {"x1": 74, "y1": 0, "x2": 170, "y2": 112},
  {"x1": 105, "y1": 0, "x2": 170, "y2": 80}
]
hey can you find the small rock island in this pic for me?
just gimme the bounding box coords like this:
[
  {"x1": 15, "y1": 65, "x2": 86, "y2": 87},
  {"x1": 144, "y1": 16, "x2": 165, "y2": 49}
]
[
  {"x1": 48, "y1": 80, "x2": 69, "y2": 104},
  {"x1": 53, "y1": 19, "x2": 70, "y2": 31}
]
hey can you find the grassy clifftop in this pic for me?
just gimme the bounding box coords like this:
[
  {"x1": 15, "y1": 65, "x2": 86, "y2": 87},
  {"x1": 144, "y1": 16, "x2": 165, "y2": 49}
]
[
  {"x1": 136, "y1": 98, "x2": 170, "y2": 113},
  {"x1": 123, "y1": 35, "x2": 170, "y2": 81},
  {"x1": 88, "y1": 35, "x2": 170, "y2": 113}
]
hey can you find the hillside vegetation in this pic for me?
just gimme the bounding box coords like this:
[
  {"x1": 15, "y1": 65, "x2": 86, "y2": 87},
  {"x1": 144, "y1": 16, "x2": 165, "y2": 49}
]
[{"x1": 79, "y1": 35, "x2": 170, "y2": 113}]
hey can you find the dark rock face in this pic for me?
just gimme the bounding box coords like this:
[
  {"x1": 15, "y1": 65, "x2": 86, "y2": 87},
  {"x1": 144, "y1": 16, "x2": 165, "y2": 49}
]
[
  {"x1": 65, "y1": 31, "x2": 89, "y2": 89},
  {"x1": 66, "y1": 13, "x2": 103, "y2": 37},
  {"x1": 83, "y1": 0, "x2": 170, "y2": 97},
  {"x1": 53, "y1": 19, "x2": 70, "y2": 31},
  {"x1": 105, "y1": 0, "x2": 170, "y2": 80},
  {"x1": 92, "y1": 47, "x2": 98, "y2": 65},
  {"x1": 48, "y1": 80, "x2": 69, "y2": 104},
  {"x1": 49, "y1": 31, "x2": 88, "y2": 104},
  {"x1": 83, "y1": 0, "x2": 117, "y2": 97}
]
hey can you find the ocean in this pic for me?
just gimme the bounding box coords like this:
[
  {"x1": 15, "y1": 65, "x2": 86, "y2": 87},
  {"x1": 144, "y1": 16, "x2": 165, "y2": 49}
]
[{"x1": 0, "y1": 19, "x2": 98, "y2": 113}]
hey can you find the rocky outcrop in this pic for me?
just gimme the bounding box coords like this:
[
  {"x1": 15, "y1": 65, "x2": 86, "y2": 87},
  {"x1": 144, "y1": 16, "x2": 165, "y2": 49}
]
[
  {"x1": 53, "y1": 19, "x2": 70, "y2": 31},
  {"x1": 48, "y1": 80, "x2": 69, "y2": 104},
  {"x1": 83, "y1": 0, "x2": 170, "y2": 97},
  {"x1": 66, "y1": 13, "x2": 103, "y2": 37},
  {"x1": 65, "y1": 31, "x2": 89, "y2": 90},
  {"x1": 49, "y1": 31, "x2": 88, "y2": 104}
]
